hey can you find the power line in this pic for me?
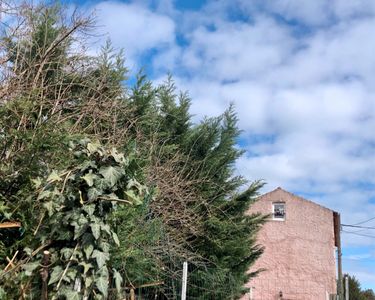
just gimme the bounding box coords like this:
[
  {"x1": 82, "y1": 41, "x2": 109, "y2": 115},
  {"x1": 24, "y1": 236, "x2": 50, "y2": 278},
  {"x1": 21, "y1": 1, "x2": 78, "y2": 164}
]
[
  {"x1": 352, "y1": 216, "x2": 375, "y2": 226},
  {"x1": 342, "y1": 230, "x2": 375, "y2": 239},
  {"x1": 342, "y1": 224, "x2": 375, "y2": 230}
]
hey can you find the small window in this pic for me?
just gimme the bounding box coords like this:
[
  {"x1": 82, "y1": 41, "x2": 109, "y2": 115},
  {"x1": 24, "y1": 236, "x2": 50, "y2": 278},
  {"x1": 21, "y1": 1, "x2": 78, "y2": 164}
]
[{"x1": 272, "y1": 202, "x2": 285, "y2": 221}]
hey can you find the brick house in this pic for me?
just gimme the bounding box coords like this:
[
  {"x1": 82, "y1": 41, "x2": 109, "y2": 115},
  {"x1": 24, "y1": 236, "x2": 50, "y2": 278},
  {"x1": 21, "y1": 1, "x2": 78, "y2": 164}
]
[{"x1": 242, "y1": 187, "x2": 339, "y2": 300}]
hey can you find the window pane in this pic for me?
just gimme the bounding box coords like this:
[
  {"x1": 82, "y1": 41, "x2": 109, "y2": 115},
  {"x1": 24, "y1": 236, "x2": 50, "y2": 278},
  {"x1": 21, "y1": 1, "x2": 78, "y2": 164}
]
[{"x1": 273, "y1": 203, "x2": 285, "y2": 219}]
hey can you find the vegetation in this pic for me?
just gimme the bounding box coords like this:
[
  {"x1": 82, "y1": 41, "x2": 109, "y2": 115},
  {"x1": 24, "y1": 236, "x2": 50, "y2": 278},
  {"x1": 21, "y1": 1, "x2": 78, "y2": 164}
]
[
  {"x1": 346, "y1": 275, "x2": 375, "y2": 300},
  {"x1": 0, "y1": 2, "x2": 266, "y2": 299}
]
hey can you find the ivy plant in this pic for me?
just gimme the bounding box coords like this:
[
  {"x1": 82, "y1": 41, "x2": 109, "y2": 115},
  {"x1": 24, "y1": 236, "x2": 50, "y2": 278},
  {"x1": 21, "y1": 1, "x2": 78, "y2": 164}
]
[{"x1": 1, "y1": 139, "x2": 149, "y2": 299}]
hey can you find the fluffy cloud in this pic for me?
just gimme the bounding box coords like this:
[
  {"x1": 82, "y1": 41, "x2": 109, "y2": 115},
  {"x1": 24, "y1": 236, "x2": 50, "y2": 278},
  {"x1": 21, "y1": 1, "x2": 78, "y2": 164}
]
[
  {"x1": 81, "y1": 0, "x2": 375, "y2": 288},
  {"x1": 92, "y1": 1, "x2": 175, "y2": 70}
]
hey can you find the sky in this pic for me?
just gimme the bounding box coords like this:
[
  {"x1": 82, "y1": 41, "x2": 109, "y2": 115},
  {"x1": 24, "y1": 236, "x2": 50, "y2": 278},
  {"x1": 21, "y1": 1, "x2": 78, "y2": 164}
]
[{"x1": 67, "y1": 0, "x2": 375, "y2": 290}]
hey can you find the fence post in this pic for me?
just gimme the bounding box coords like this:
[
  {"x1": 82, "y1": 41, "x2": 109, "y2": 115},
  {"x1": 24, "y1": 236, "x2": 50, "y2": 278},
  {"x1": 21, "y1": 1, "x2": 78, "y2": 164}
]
[
  {"x1": 40, "y1": 250, "x2": 51, "y2": 300},
  {"x1": 181, "y1": 261, "x2": 188, "y2": 300}
]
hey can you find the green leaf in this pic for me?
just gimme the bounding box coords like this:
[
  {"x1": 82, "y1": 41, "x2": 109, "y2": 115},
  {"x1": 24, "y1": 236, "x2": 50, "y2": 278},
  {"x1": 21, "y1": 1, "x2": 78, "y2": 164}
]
[
  {"x1": 83, "y1": 243, "x2": 94, "y2": 259},
  {"x1": 92, "y1": 250, "x2": 109, "y2": 269},
  {"x1": 24, "y1": 247, "x2": 33, "y2": 257},
  {"x1": 99, "y1": 241, "x2": 110, "y2": 253},
  {"x1": 43, "y1": 201, "x2": 54, "y2": 216},
  {"x1": 96, "y1": 267, "x2": 109, "y2": 297},
  {"x1": 87, "y1": 140, "x2": 102, "y2": 154},
  {"x1": 83, "y1": 204, "x2": 95, "y2": 216},
  {"x1": 73, "y1": 222, "x2": 88, "y2": 240},
  {"x1": 110, "y1": 148, "x2": 126, "y2": 164},
  {"x1": 85, "y1": 275, "x2": 93, "y2": 288},
  {"x1": 113, "y1": 269, "x2": 123, "y2": 293},
  {"x1": 61, "y1": 247, "x2": 74, "y2": 260},
  {"x1": 99, "y1": 166, "x2": 123, "y2": 186},
  {"x1": 47, "y1": 170, "x2": 62, "y2": 182},
  {"x1": 81, "y1": 171, "x2": 98, "y2": 187},
  {"x1": 79, "y1": 262, "x2": 93, "y2": 275},
  {"x1": 66, "y1": 268, "x2": 77, "y2": 282},
  {"x1": 31, "y1": 177, "x2": 42, "y2": 189},
  {"x1": 22, "y1": 261, "x2": 40, "y2": 276},
  {"x1": 37, "y1": 190, "x2": 51, "y2": 200},
  {"x1": 100, "y1": 224, "x2": 111, "y2": 235},
  {"x1": 0, "y1": 287, "x2": 6, "y2": 300},
  {"x1": 112, "y1": 231, "x2": 120, "y2": 246},
  {"x1": 90, "y1": 223, "x2": 101, "y2": 240},
  {"x1": 48, "y1": 265, "x2": 63, "y2": 285},
  {"x1": 61, "y1": 289, "x2": 80, "y2": 300},
  {"x1": 125, "y1": 190, "x2": 143, "y2": 205},
  {"x1": 87, "y1": 187, "x2": 101, "y2": 201}
]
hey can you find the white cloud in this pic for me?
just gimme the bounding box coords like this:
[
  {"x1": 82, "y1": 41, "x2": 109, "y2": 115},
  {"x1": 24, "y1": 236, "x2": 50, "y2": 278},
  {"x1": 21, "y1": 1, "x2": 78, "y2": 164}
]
[
  {"x1": 92, "y1": 1, "x2": 175, "y2": 70},
  {"x1": 80, "y1": 0, "x2": 375, "y2": 288}
]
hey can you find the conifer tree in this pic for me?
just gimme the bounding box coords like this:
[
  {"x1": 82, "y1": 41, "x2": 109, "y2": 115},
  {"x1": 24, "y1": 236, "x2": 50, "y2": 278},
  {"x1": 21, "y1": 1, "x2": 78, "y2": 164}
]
[{"x1": 1, "y1": 2, "x2": 266, "y2": 299}]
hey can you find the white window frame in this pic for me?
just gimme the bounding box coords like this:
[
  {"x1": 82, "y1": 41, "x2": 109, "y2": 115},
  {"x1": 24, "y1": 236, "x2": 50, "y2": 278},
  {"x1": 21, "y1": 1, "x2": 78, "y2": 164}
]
[{"x1": 272, "y1": 202, "x2": 285, "y2": 221}]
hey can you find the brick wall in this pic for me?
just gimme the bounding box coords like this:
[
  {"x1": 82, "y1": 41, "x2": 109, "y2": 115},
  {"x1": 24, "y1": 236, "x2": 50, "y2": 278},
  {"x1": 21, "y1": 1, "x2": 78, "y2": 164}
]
[{"x1": 242, "y1": 188, "x2": 337, "y2": 300}]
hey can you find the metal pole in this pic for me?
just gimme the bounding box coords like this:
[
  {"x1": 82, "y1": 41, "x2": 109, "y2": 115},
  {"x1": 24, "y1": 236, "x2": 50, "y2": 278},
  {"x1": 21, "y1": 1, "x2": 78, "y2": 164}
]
[
  {"x1": 181, "y1": 261, "x2": 188, "y2": 300},
  {"x1": 345, "y1": 275, "x2": 349, "y2": 300}
]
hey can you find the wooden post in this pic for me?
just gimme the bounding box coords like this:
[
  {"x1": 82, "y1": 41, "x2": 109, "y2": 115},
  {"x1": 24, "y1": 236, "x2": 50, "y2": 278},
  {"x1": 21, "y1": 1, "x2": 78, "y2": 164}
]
[
  {"x1": 181, "y1": 261, "x2": 188, "y2": 300},
  {"x1": 130, "y1": 288, "x2": 135, "y2": 300},
  {"x1": 40, "y1": 250, "x2": 51, "y2": 300},
  {"x1": 334, "y1": 212, "x2": 343, "y2": 299}
]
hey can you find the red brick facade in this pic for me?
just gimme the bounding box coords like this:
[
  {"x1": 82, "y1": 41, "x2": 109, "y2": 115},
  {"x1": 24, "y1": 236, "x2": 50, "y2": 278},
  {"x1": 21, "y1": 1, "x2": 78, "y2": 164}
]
[{"x1": 243, "y1": 188, "x2": 337, "y2": 300}]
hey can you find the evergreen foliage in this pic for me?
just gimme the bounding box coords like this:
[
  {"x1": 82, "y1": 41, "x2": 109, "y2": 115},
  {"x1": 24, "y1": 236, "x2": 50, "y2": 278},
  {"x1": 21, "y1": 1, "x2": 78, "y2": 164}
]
[
  {"x1": 0, "y1": 2, "x2": 266, "y2": 299},
  {"x1": 346, "y1": 275, "x2": 375, "y2": 300}
]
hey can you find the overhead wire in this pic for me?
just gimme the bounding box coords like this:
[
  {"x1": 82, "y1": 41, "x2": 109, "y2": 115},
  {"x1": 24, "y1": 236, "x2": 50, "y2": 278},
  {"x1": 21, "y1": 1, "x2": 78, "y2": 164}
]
[
  {"x1": 352, "y1": 216, "x2": 375, "y2": 226},
  {"x1": 341, "y1": 224, "x2": 375, "y2": 230},
  {"x1": 342, "y1": 230, "x2": 375, "y2": 239}
]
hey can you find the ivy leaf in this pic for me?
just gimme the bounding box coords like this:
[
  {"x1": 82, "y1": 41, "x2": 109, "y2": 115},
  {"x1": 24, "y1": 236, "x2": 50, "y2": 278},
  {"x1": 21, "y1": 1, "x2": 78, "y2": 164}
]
[
  {"x1": 66, "y1": 269, "x2": 77, "y2": 282},
  {"x1": 100, "y1": 224, "x2": 111, "y2": 236},
  {"x1": 43, "y1": 201, "x2": 54, "y2": 216},
  {"x1": 90, "y1": 223, "x2": 101, "y2": 240},
  {"x1": 99, "y1": 166, "x2": 123, "y2": 187},
  {"x1": 48, "y1": 265, "x2": 63, "y2": 285},
  {"x1": 78, "y1": 160, "x2": 97, "y2": 171},
  {"x1": 127, "y1": 178, "x2": 143, "y2": 191},
  {"x1": 87, "y1": 140, "x2": 102, "y2": 154},
  {"x1": 83, "y1": 243, "x2": 94, "y2": 259},
  {"x1": 61, "y1": 289, "x2": 80, "y2": 300},
  {"x1": 37, "y1": 190, "x2": 51, "y2": 200},
  {"x1": 87, "y1": 187, "x2": 101, "y2": 201},
  {"x1": 81, "y1": 171, "x2": 98, "y2": 187},
  {"x1": 112, "y1": 231, "x2": 120, "y2": 246},
  {"x1": 83, "y1": 204, "x2": 95, "y2": 216},
  {"x1": 31, "y1": 177, "x2": 42, "y2": 189},
  {"x1": 79, "y1": 262, "x2": 93, "y2": 275},
  {"x1": 92, "y1": 250, "x2": 109, "y2": 269},
  {"x1": 47, "y1": 170, "x2": 62, "y2": 182},
  {"x1": 110, "y1": 148, "x2": 126, "y2": 164},
  {"x1": 99, "y1": 241, "x2": 110, "y2": 253},
  {"x1": 113, "y1": 269, "x2": 123, "y2": 293},
  {"x1": 22, "y1": 261, "x2": 40, "y2": 276},
  {"x1": 73, "y1": 224, "x2": 87, "y2": 240},
  {"x1": 96, "y1": 267, "x2": 109, "y2": 297},
  {"x1": 24, "y1": 247, "x2": 33, "y2": 257},
  {"x1": 125, "y1": 190, "x2": 143, "y2": 205},
  {"x1": 61, "y1": 247, "x2": 74, "y2": 260},
  {"x1": 85, "y1": 275, "x2": 93, "y2": 288}
]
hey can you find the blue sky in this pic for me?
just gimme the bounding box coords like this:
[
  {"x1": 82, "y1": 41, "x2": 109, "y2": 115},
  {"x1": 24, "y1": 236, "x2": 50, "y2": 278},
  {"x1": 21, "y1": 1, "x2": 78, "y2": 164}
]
[{"x1": 67, "y1": 0, "x2": 375, "y2": 289}]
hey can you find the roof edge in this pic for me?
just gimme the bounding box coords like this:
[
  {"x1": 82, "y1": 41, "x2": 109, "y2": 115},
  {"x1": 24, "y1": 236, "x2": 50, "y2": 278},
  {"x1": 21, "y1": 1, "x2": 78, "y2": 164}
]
[{"x1": 258, "y1": 187, "x2": 338, "y2": 214}]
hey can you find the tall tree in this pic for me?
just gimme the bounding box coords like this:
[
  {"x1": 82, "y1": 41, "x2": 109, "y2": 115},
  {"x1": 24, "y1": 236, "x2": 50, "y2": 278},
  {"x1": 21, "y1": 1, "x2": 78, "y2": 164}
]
[
  {"x1": 346, "y1": 274, "x2": 375, "y2": 300},
  {"x1": 1, "y1": 2, "x2": 266, "y2": 299}
]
